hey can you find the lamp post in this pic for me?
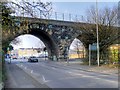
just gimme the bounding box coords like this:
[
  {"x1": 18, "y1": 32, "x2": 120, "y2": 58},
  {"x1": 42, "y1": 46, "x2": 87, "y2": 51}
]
[{"x1": 96, "y1": 0, "x2": 100, "y2": 66}]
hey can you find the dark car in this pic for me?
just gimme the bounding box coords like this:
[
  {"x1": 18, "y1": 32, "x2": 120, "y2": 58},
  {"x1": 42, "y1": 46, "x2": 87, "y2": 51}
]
[{"x1": 28, "y1": 56, "x2": 38, "y2": 62}]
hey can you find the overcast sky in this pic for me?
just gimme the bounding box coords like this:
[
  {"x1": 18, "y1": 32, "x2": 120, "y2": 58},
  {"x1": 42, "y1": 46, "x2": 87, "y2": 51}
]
[{"x1": 10, "y1": 1, "x2": 119, "y2": 50}]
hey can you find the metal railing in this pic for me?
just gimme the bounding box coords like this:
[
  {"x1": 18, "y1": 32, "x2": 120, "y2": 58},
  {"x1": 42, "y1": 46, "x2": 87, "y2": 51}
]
[
  {"x1": 12, "y1": 10, "x2": 86, "y2": 23},
  {"x1": 9, "y1": 3, "x2": 86, "y2": 22}
]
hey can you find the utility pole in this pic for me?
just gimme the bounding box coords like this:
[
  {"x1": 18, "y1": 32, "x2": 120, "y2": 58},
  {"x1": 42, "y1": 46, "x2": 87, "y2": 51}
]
[{"x1": 96, "y1": 0, "x2": 100, "y2": 66}]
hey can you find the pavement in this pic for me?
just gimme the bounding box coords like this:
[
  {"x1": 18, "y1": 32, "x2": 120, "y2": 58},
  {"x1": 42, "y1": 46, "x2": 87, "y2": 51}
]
[{"x1": 52, "y1": 60, "x2": 118, "y2": 75}]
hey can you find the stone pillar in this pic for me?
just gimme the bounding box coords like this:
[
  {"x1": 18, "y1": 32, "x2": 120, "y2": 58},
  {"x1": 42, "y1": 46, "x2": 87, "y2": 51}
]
[{"x1": 58, "y1": 45, "x2": 69, "y2": 61}]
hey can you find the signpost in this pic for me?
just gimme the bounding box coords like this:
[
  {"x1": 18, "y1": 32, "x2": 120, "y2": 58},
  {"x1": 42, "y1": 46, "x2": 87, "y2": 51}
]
[
  {"x1": 91, "y1": 43, "x2": 97, "y2": 51},
  {"x1": 91, "y1": 43, "x2": 97, "y2": 65},
  {"x1": 89, "y1": 44, "x2": 91, "y2": 66},
  {"x1": 88, "y1": 43, "x2": 98, "y2": 66}
]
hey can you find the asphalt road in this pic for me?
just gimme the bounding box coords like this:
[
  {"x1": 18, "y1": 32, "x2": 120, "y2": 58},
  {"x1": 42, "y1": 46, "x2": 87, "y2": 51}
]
[
  {"x1": 5, "y1": 59, "x2": 49, "y2": 88},
  {"x1": 5, "y1": 58, "x2": 118, "y2": 88}
]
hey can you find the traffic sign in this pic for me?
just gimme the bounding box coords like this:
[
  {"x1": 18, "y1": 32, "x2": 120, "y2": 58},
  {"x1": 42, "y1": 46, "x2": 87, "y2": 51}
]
[{"x1": 91, "y1": 43, "x2": 97, "y2": 51}]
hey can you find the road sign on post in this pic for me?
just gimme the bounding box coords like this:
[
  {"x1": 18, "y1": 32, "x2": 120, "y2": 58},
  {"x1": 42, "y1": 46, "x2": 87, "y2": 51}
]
[
  {"x1": 91, "y1": 43, "x2": 97, "y2": 65},
  {"x1": 89, "y1": 44, "x2": 91, "y2": 66},
  {"x1": 91, "y1": 43, "x2": 97, "y2": 51}
]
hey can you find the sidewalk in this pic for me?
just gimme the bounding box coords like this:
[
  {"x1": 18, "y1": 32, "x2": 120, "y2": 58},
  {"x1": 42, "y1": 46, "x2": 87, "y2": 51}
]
[{"x1": 54, "y1": 60, "x2": 118, "y2": 75}]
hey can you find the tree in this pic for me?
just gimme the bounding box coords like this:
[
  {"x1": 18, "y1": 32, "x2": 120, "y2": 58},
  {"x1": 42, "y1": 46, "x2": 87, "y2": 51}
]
[
  {"x1": 78, "y1": 6, "x2": 119, "y2": 64},
  {"x1": 1, "y1": 1, "x2": 52, "y2": 53},
  {"x1": 1, "y1": 2, "x2": 16, "y2": 52},
  {"x1": 10, "y1": 0, "x2": 52, "y2": 18},
  {"x1": 71, "y1": 38, "x2": 84, "y2": 58},
  {"x1": 7, "y1": 45, "x2": 13, "y2": 51}
]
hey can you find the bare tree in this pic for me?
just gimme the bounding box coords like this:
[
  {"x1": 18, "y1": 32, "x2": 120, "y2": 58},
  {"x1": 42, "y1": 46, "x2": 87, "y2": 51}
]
[
  {"x1": 9, "y1": 0, "x2": 52, "y2": 18},
  {"x1": 79, "y1": 5, "x2": 119, "y2": 63},
  {"x1": 71, "y1": 38, "x2": 84, "y2": 58},
  {"x1": 10, "y1": 38, "x2": 21, "y2": 45},
  {"x1": 2, "y1": 1, "x2": 52, "y2": 53}
]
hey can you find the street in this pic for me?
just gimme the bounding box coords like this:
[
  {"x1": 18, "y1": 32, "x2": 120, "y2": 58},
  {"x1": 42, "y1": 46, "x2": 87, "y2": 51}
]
[
  {"x1": 5, "y1": 58, "x2": 49, "y2": 88},
  {"x1": 5, "y1": 58, "x2": 118, "y2": 88}
]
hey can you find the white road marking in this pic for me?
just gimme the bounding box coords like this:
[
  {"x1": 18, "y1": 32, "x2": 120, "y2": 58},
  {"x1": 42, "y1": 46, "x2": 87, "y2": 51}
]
[
  {"x1": 42, "y1": 75, "x2": 46, "y2": 82},
  {"x1": 42, "y1": 75, "x2": 49, "y2": 83},
  {"x1": 31, "y1": 70, "x2": 33, "y2": 73}
]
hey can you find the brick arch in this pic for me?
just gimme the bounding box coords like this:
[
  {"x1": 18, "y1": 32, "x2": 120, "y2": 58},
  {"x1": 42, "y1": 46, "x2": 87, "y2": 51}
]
[
  {"x1": 9, "y1": 28, "x2": 59, "y2": 61},
  {"x1": 8, "y1": 17, "x2": 97, "y2": 61},
  {"x1": 67, "y1": 36, "x2": 86, "y2": 58},
  {"x1": 28, "y1": 29, "x2": 59, "y2": 60}
]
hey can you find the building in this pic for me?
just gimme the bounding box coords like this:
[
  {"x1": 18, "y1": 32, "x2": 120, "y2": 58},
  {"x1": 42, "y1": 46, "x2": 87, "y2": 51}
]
[{"x1": 11, "y1": 48, "x2": 43, "y2": 58}]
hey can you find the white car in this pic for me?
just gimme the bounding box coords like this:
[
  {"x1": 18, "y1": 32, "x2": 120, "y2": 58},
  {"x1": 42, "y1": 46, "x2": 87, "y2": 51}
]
[{"x1": 28, "y1": 56, "x2": 38, "y2": 62}]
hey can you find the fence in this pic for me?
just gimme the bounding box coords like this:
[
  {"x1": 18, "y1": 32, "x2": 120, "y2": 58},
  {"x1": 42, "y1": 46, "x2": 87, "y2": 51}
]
[
  {"x1": 9, "y1": 2, "x2": 87, "y2": 22},
  {"x1": 12, "y1": 10, "x2": 86, "y2": 23}
]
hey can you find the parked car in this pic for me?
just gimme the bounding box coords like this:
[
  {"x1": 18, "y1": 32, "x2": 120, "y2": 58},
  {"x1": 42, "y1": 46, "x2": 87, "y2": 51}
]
[{"x1": 28, "y1": 56, "x2": 38, "y2": 62}]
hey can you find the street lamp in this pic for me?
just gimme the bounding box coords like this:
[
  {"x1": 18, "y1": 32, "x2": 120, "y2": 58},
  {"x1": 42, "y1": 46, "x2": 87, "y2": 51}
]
[{"x1": 96, "y1": 0, "x2": 100, "y2": 66}]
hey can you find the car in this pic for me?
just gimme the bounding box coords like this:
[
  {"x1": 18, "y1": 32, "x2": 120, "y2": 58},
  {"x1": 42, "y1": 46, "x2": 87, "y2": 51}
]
[
  {"x1": 38, "y1": 53, "x2": 48, "y2": 58},
  {"x1": 28, "y1": 56, "x2": 38, "y2": 62},
  {"x1": 12, "y1": 56, "x2": 17, "y2": 59}
]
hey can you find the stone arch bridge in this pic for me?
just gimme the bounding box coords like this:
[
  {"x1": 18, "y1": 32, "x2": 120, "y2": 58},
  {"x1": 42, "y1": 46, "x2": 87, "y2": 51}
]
[{"x1": 10, "y1": 16, "x2": 106, "y2": 61}]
